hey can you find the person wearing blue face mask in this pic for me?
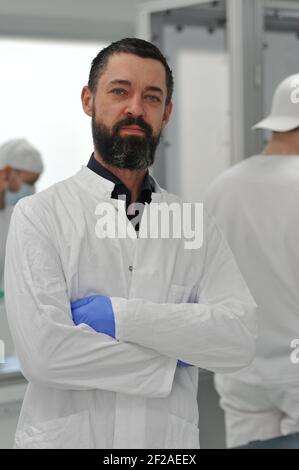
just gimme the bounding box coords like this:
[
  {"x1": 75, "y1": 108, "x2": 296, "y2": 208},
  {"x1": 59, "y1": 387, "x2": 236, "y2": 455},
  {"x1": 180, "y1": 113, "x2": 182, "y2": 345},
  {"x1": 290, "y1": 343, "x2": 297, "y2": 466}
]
[
  {"x1": 0, "y1": 139, "x2": 44, "y2": 206},
  {"x1": 6, "y1": 181, "x2": 36, "y2": 206}
]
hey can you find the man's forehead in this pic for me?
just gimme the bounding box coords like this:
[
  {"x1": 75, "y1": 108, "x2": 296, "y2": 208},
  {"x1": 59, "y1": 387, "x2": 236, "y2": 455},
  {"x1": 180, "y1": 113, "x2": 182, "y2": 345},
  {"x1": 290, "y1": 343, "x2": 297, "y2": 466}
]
[{"x1": 101, "y1": 53, "x2": 166, "y2": 86}]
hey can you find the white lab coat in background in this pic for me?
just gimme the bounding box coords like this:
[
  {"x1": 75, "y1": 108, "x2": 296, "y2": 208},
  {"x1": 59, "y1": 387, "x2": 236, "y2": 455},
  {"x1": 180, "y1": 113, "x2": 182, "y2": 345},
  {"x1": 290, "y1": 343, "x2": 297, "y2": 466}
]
[
  {"x1": 0, "y1": 206, "x2": 14, "y2": 357},
  {"x1": 5, "y1": 165, "x2": 256, "y2": 449},
  {"x1": 0, "y1": 206, "x2": 13, "y2": 290},
  {"x1": 205, "y1": 155, "x2": 299, "y2": 446}
]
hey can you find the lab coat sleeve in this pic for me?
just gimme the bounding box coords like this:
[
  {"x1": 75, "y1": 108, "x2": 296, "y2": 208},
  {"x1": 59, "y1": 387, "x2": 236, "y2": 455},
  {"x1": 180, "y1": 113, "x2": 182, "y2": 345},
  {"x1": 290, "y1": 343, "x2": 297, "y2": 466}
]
[
  {"x1": 4, "y1": 201, "x2": 177, "y2": 397},
  {"x1": 112, "y1": 212, "x2": 257, "y2": 373}
]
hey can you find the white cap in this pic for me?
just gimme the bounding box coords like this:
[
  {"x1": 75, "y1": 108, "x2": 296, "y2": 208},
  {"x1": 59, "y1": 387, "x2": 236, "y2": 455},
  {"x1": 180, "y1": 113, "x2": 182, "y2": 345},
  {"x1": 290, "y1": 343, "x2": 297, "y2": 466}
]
[
  {"x1": 253, "y1": 73, "x2": 299, "y2": 132},
  {"x1": 0, "y1": 138, "x2": 44, "y2": 173}
]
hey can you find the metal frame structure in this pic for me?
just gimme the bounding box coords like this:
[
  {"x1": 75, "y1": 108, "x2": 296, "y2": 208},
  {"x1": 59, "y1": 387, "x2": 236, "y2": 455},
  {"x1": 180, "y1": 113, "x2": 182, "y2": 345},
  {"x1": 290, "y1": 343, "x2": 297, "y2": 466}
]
[
  {"x1": 228, "y1": 0, "x2": 264, "y2": 164},
  {"x1": 137, "y1": 0, "x2": 299, "y2": 184}
]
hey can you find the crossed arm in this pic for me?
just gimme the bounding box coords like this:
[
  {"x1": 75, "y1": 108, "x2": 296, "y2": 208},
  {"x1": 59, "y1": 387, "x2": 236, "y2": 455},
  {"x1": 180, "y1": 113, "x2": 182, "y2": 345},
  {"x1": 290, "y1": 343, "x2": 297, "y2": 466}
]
[
  {"x1": 5, "y1": 202, "x2": 257, "y2": 398},
  {"x1": 71, "y1": 295, "x2": 191, "y2": 367}
]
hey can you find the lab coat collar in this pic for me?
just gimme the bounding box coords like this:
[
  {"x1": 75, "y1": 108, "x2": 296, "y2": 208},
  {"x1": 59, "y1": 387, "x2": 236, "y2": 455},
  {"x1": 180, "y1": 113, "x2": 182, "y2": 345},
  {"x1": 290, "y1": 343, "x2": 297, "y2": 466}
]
[{"x1": 74, "y1": 165, "x2": 164, "y2": 202}]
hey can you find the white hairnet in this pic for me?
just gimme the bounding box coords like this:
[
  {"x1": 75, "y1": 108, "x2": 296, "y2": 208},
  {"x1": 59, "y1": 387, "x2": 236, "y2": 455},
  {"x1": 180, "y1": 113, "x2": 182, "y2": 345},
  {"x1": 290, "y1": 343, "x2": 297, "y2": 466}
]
[{"x1": 0, "y1": 138, "x2": 44, "y2": 174}]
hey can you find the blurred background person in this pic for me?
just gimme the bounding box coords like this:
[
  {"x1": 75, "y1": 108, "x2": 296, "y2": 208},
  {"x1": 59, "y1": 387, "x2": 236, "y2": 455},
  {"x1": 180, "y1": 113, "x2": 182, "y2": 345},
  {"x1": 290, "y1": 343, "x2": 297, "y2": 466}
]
[
  {"x1": 1, "y1": 158, "x2": 20, "y2": 292},
  {"x1": 0, "y1": 139, "x2": 43, "y2": 354},
  {"x1": 2, "y1": 139, "x2": 44, "y2": 207},
  {"x1": 205, "y1": 73, "x2": 299, "y2": 449}
]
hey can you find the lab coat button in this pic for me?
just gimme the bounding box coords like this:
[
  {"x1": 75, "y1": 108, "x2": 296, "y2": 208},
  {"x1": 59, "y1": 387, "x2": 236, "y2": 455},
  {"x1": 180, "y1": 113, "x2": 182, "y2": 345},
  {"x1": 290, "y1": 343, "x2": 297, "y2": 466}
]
[{"x1": 129, "y1": 265, "x2": 133, "y2": 272}]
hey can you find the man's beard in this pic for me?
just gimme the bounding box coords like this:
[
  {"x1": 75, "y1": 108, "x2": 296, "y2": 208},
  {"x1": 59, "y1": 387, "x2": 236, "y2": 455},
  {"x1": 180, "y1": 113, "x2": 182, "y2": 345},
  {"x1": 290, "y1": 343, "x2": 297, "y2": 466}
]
[{"x1": 92, "y1": 111, "x2": 162, "y2": 170}]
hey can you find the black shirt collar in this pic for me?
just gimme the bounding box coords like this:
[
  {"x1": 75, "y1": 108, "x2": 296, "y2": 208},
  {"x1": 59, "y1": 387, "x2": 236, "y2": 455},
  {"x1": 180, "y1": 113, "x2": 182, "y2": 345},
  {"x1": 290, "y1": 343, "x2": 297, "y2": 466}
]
[{"x1": 87, "y1": 154, "x2": 154, "y2": 207}]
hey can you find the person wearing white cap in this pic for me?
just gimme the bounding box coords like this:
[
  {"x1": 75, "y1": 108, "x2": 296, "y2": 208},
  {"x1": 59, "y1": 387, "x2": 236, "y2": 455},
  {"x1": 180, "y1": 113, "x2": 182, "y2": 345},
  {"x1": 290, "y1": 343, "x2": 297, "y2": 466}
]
[
  {"x1": 205, "y1": 73, "x2": 299, "y2": 448},
  {"x1": 0, "y1": 138, "x2": 44, "y2": 206}
]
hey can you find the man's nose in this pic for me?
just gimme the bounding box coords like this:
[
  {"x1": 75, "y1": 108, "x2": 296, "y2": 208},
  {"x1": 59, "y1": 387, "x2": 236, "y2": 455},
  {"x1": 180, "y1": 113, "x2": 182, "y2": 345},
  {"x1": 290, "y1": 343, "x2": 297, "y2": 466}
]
[{"x1": 125, "y1": 94, "x2": 144, "y2": 117}]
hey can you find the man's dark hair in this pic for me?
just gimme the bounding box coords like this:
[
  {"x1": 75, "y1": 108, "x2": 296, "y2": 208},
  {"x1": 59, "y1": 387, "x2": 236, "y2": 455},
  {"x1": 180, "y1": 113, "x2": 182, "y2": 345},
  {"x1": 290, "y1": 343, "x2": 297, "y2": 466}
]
[{"x1": 88, "y1": 37, "x2": 174, "y2": 106}]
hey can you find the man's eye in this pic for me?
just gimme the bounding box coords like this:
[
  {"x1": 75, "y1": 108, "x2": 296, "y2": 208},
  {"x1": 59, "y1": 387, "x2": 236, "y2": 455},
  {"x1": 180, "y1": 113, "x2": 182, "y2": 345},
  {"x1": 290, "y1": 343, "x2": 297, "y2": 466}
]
[
  {"x1": 111, "y1": 89, "x2": 126, "y2": 95},
  {"x1": 146, "y1": 95, "x2": 160, "y2": 102}
]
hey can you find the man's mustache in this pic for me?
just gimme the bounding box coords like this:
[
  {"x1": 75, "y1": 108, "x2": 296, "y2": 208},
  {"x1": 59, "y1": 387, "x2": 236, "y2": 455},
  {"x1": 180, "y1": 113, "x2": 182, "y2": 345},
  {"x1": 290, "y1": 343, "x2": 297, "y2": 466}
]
[{"x1": 113, "y1": 117, "x2": 153, "y2": 137}]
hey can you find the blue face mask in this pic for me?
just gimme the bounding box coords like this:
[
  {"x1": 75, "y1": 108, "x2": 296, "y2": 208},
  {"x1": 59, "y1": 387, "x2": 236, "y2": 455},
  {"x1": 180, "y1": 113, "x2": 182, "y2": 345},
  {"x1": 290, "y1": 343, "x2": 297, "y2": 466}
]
[{"x1": 6, "y1": 184, "x2": 36, "y2": 206}]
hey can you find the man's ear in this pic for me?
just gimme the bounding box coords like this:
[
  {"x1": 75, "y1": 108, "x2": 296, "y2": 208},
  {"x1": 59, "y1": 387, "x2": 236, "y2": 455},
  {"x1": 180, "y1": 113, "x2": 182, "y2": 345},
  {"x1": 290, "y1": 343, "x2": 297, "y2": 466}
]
[
  {"x1": 81, "y1": 86, "x2": 93, "y2": 117},
  {"x1": 0, "y1": 165, "x2": 11, "y2": 190},
  {"x1": 3, "y1": 165, "x2": 12, "y2": 182},
  {"x1": 161, "y1": 101, "x2": 173, "y2": 129}
]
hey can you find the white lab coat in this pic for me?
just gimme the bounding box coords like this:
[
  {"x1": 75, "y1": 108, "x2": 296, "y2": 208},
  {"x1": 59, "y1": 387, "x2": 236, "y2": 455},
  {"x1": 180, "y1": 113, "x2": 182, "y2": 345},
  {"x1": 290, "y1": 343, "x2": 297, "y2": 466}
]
[
  {"x1": 5, "y1": 166, "x2": 256, "y2": 449},
  {"x1": 205, "y1": 155, "x2": 299, "y2": 386}
]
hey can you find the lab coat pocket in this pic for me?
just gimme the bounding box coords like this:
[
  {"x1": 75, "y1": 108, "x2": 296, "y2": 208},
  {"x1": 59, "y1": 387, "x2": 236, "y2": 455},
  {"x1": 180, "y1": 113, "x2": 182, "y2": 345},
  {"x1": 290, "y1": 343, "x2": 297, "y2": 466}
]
[
  {"x1": 168, "y1": 284, "x2": 197, "y2": 304},
  {"x1": 164, "y1": 414, "x2": 199, "y2": 449},
  {"x1": 15, "y1": 410, "x2": 90, "y2": 449}
]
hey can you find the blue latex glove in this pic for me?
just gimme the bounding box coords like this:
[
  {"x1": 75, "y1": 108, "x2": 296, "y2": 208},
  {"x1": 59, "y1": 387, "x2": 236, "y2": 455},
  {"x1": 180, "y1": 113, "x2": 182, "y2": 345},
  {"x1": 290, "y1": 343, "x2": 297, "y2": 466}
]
[
  {"x1": 71, "y1": 295, "x2": 115, "y2": 338},
  {"x1": 177, "y1": 360, "x2": 192, "y2": 367}
]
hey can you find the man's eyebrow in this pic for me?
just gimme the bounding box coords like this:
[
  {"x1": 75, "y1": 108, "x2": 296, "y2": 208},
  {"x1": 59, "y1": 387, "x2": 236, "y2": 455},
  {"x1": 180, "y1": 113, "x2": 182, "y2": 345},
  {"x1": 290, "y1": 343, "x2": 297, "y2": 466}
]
[
  {"x1": 144, "y1": 86, "x2": 163, "y2": 95},
  {"x1": 108, "y1": 79, "x2": 131, "y2": 87},
  {"x1": 108, "y1": 80, "x2": 163, "y2": 95}
]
